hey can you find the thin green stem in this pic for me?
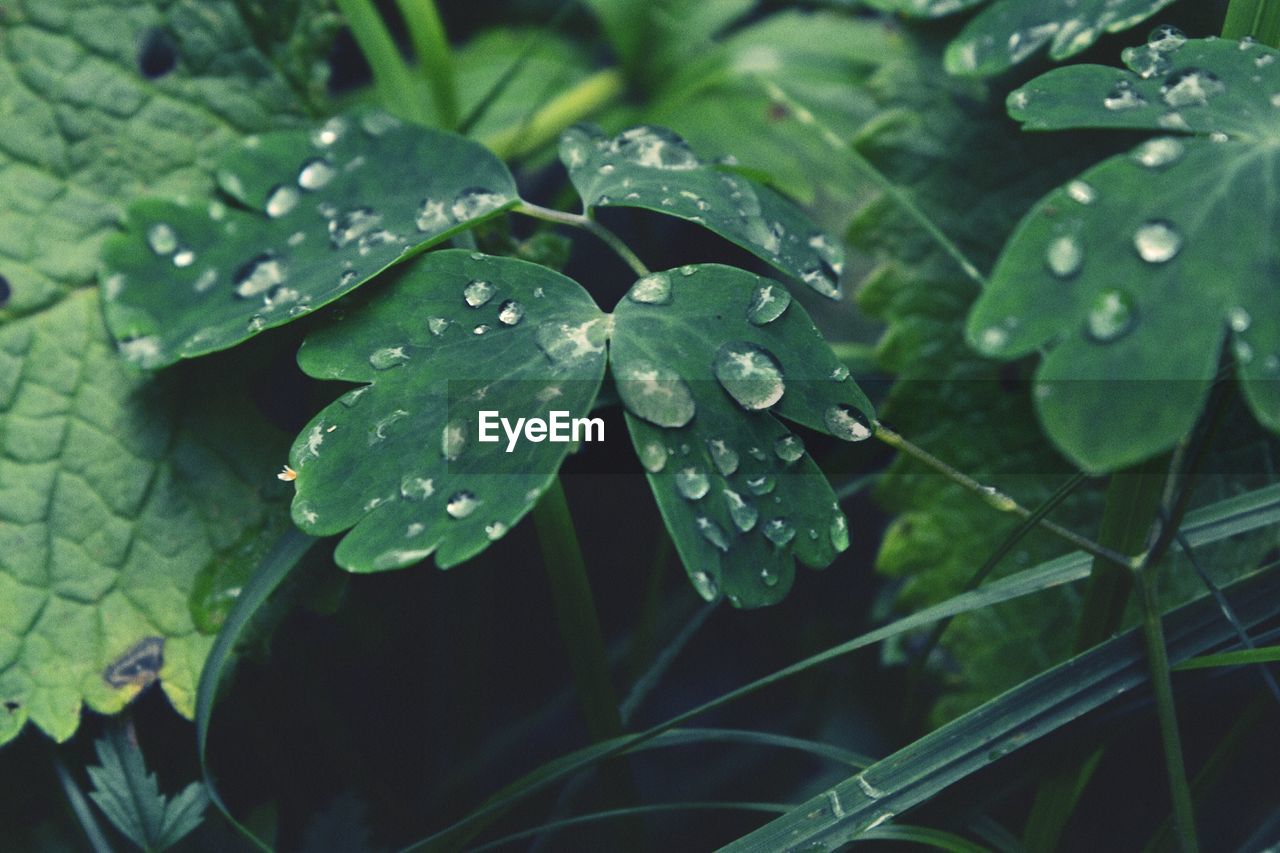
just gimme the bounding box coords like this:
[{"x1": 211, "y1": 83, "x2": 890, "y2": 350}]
[
  {"x1": 334, "y1": 0, "x2": 430, "y2": 124},
  {"x1": 394, "y1": 0, "x2": 459, "y2": 128},
  {"x1": 53, "y1": 752, "x2": 114, "y2": 853},
  {"x1": 875, "y1": 424, "x2": 1130, "y2": 568},
  {"x1": 1175, "y1": 644, "x2": 1280, "y2": 670},
  {"x1": 757, "y1": 80, "x2": 986, "y2": 289},
  {"x1": 1132, "y1": 564, "x2": 1199, "y2": 852},
  {"x1": 533, "y1": 478, "x2": 624, "y2": 743},
  {"x1": 1222, "y1": 0, "x2": 1280, "y2": 46},
  {"x1": 481, "y1": 69, "x2": 626, "y2": 160},
  {"x1": 515, "y1": 201, "x2": 651, "y2": 277}
]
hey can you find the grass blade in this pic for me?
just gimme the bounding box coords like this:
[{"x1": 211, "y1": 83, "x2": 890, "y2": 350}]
[
  {"x1": 334, "y1": 0, "x2": 429, "y2": 123},
  {"x1": 393, "y1": 0, "x2": 459, "y2": 127}
]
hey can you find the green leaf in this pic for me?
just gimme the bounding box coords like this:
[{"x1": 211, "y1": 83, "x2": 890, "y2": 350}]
[
  {"x1": 0, "y1": 0, "x2": 318, "y2": 747},
  {"x1": 862, "y1": 0, "x2": 1177, "y2": 77},
  {"x1": 610, "y1": 264, "x2": 875, "y2": 607},
  {"x1": 558, "y1": 125, "x2": 849, "y2": 298},
  {"x1": 101, "y1": 110, "x2": 520, "y2": 368},
  {"x1": 87, "y1": 726, "x2": 209, "y2": 852},
  {"x1": 288, "y1": 250, "x2": 607, "y2": 572},
  {"x1": 722, "y1": 564, "x2": 1280, "y2": 849},
  {"x1": 969, "y1": 35, "x2": 1280, "y2": 472}
]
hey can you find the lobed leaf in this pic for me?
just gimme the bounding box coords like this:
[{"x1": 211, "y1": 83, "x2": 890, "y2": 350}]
[
  {"x1": 969, "y1": 34, "x2": 1280, "y2": 472},
  {"x1": 559, "y1": 125, "x2": 849, "y2": 298},
  {"x1": 101, "y1": 111, "x2": 519, "y2": 368},
  {"x1": 288, "y1": 250, "x2": 607, "y2": 572},
  {"x1": 610, "y1": 264, "x2": 875, "y2": 607}
]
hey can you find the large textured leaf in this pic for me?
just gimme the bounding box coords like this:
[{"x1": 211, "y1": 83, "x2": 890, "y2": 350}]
[
  {"x1": 610, "y1": 264, "x2": 875, "y2": 608},
  {"x1": 559, "y1": 125, "x2": 849, "y2": 298},
  {"x1": 863, "y1": 0, "x2": 1177, "y2": 77},
  {"x1": 0, "y1": 0, "x2": 321, "y2": 746},
  {"x1": 101, "y1": 111, "x2": 519, "y2": 368},
  {"x1": 968, "y1": 35, "x2": 1280, "y2": 472},
  {"x1": 289, "y1": 250, "x2": 607, "y2": 572}
]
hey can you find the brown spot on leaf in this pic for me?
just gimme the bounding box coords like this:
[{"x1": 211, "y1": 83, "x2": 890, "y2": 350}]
[{"x1": 104, "y1": 637, "x2": 165, "y2": 688}]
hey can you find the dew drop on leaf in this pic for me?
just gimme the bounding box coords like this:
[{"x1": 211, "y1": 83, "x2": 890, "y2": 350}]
[
  {"x1": 1065, "y1": 180, "x2": 1097, "y2": 205},
  {"x1": 713, "y1": 342, "x2": 785, "y2": 410},
  {"x1": 1045, "y1": 234, "x2": 1084, "y2": 278},
  {"x1": 312, "y1": 117, "x2": 347, "y2": 147},
  {"x1": 485, "y1": 521, "x2": 507, "y2": 540},
  {"x1": 1148, "y1": 24, "x2": 1187, "y2": 52},
  {"x1": 298, "y1": 157, "x2": 336, "y2": 190},
  {"x1": 763, "y1": 517, "x2": 795, "y2": 546},
  {"x1": 675, "y1": 466, "x2": 711, "y2": 500},
  {"x1": 723, "y1": 488, "x2": 758, "y2": 532},
  {"x1": 400, "y1": 475, "x2": 434, "y2": 500},
  {"x1": 824, "y1": 404, "x2": 873, "y2": 442},
  {"x1": 774, "y1": 435, "x2": 804, "y2": 464},
  {"x1": 445, "y1": 491, "x2": 479, "y2": 519},
  {"x1": 441, "y1": 420, "x2": 467, "y2": 461},
  {"x1": 329, "y1": 207, "x2": 382, "y2": 249},
  {"x1": 639, "y1": 441, "x2": 668, "y2": 473},
  {"x1": 1132, "y1": 137, "x2": 1185, "y2": 169},
  {"x1": 628, "y1": 272, "x2": 672, "y2": 305},
  {"x1": 760, "y1": 567, "x2": 780, "y2": 587},
  {"x1": 1133, "y1": 220, "x2": 1182, "y2": 263},
  {"x1": 830, "y1": 512, "x2": 850, "y2": 552},
  {"x1": 614, "y1": 359, "x2": 696, "y2": 427},
  {"x1": 415, "y1": 198, "x2": 449, "y2": 232},
  {"x1": 1104, "y1": 79, "x2": 1147, "y2": 110},
  {"x1": 265, "y1": 184, "x2": 300, "y2": 218},
  {"x1": 497, "y1": 300, "x2": 524, "y2": 326},
  {"x1": 747, "y1": 283, "x2": 791, "y2": 325},
  {"x1": 1228, "y1": 307, "x2": 1252, "y2": 332},
  {"x1": 1160, "y1": 68, "x2": 1225, "y2": 108},
  {"x1": 233, "y1": 252, "x2": 287, "y2": 298},
  {"x1": 1086, "y1": 290, "x2": 1137, "y2": 342},
  {"x1": 147, "y1": 223, "x2": 177, "y2": 255},
  {"x1": 690, "y1": 569, "x2": 720, "y2": 600},
  {"x1": 707, "y1": 438, "x2": 739, "y2": 476},
  {"x1": 368, "y1": 347, "x2": 409, "y2": 370},
  {"x1": 428, "y1": 317, "x2": 450, "y2": 336},
  {"x1": 746, "y1": 474, "x2": 777, "y2": 496},
  {"x1": 695, "y1": 517, "x2": 730, "y2": 553},
  {"x1": 172, "y1": 247, "x2": 195, "y2": 268},
  {"x1": 463, "y1": 279, "x2": 495, "y2": 308},
  {"x1": 451, "y1": 187, "x2": 509, "y2": 220}
]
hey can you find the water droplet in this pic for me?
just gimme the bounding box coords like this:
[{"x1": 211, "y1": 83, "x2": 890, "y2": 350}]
[
  {"x1": 193, "y1": 269, "x2": 217, "y2": 293},
  {"x1": 763, "y1": 517, "x2": 795, "y2": 546},
  {"x1": 400, "y1": 475, "x2": 434, "y2": 500},
  {"x1": 1133, "y1": 220, "x2": 1182, "y2": 263},
  {"x1": 615, "y1": 359, "x2": 697, "y2": 427},
  {"x1": 428, "y1": 317, "x2": 450, "y2": 336},
  {"x1": 473, "y1": 324, "x2": 491, "y2": 336},
  {"x1": 298, "y1": 157, "x2": 336, "y2": 190},
  {"x1": 675, "y1": 467, "x2": 711, "y2": 500},
  {"x1": 1148, "y1": 24, "x2": 1186, "y2": 53},
  {"x1": 359, "y1": 112, "x2": 401, "y2": 136},
  {"x1": 172, "y1": 247, "x2": 195, "y2": 268},
  {"x1": 824, "y1": 405, "x2": 873, "y2": 442},
  {"x1": 1065, "y1": 180, "x2": 1097, "y2": 205},
  {"x1": 442, "y1": 420, "x2": 468, "y2": 461},
  {"x1": 146, "y1": 223, "x2": 178, "y2": 255},
  {"x1": 1104, "y1": 79, "x2": 1147, "y2": 110},
  {"x1": 1044, "y1": 233, "x2": 1083, "y2": 278},
  {"x1": 485, "y1": 521, "x2": 507, "y2": 540},
  {"x1": 639, "y1": 441, "x2": 668, "y2": 473},
  {"x1": 357, "y1": 229, "x2": 399, "y2": 255},
  {"x1": 234, "y1": 252, "x2": 287, "y2": 298},
  {"x1": 723, "y1": 488, "x2": 758, "y2": 532},
  {"x1": 1161, "y1": 68, "x2": 1225, "y2": 108},
  {"x1": 695, "y1": 517, "x2": 730, "y2": 554},
  {"x1": 1122, "y1": 44, "x2": 1172, "y2": 79},
  {"x1": 707, "y1": 439, "x2": 739, "y2": 476},
  {"x1": 329, "y1": 207, "x2": 382, "y2": 249},
  {"x1": 451, "y1": 187, "x2": 509, "y2": 220},
  {"x1": 497, "y1": 300, "x2": 524, "y2": 326},
  {"x1": 536, "y1": 319, "x2": 608, "y2": 365},
  {"x1": 857, "y1": 773, "x2": 885, "y2": 800},
  {"x1": 611, "y1": 125, "x2": 700, "y2": 170},
  {"x1": 801, "y1": 266, "x2": 841, "y2": 299},
  {"x1": 774, "y1": 435, "x2": 805, "y2": 464},
  {"x1": 760, "y1": 567, "x2": 780, "y2": 587},
  {"x1": 369, "y1": 346, "x2": 409, "y2": 369},
  {"x1": 266, "y1": 184, "x2": 300, "y2": 218},
  {"x1": 1228, "y1": 307, "x2": 1252, "y2": 332},
  {"x1": 1258, "y1": 53, "x2": 1277, "y2": 69},
  {"x1": 339, "y1": 269, "x2": 358, "y2": 287},
  {"x1": 118, "y1": 335, "x2": 164, "y2": 367},
  {"x1": 628, "y1": 272, "x2": 672, "y2": 305},
  {"x1": 830, "y1": 513, "x2": 850, "y2": 552},
  {"x1": 1132, "y1": 137, "x2": 1185, "y2": 168},
  {"x1": 415, "y1": 198, "x2": 449, "y2": 232},
  {"x1": 1086, "y1": 290, "x2": 1136, "y2": 342},
  {"x1": 464, "y1": 279, "x2": 495, "y2": 308},
  {"x1": 746, "y1": 475, "x2": 776, "y2": 496},
  {"x1": 312, "y1": 117, "x2": 347, "y2": 147},
  {"x1": 690, "y1": 569, "x2": 720, "y2": 600},
  {"x1": 446, "y1": 491, "x2": 479, "y2": 519},
  {"x1": 747, "y1": 283, "x2": 791, "y2": 325},
  {"x1": 713, "y1": 342, "x2": 785, "y2": 410}
]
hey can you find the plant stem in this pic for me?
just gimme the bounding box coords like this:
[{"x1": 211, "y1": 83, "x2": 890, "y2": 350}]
[
  {"x1": 394, "y1": 0, "x2": 459, "y2": 128},
  {"x1": 874, "y1": 423, "x2": 1130, "y2": 568},
  {"x1": 1132, "y1": 562, "x2": 1199, "y2": 852},
  {"x1": 1222, "y1": 0, "x2": 1280, "y2": 46},
  {"x1": 334, "y1": 0, "x2": 430, "y2": 124},
  {"x1": 53, "y1": 752, "x2": 114, "y2": 853},
  {"x1": 533, "y1": 478, "x2": 624, "y2": 743},
  {"x1": 481, "y1": 69, "x2": 626, "y2": 160},
  {"x1": 515, "y1": 201, "x2": 651, "y2": 277}
]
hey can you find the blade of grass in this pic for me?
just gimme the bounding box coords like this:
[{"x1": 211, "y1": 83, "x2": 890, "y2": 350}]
[
  {"x1": 195, "y1": 528, "x2": 316, "y2": 853},
  {"x1": 1222, "y1": 0, "x2": 1280, "y2": 46},
  {"x1": 720, "y1": 565, "x2": 1280, "y2": 851},
  {"x1": 334, "y1": 0, "x2": 430, "y2": 124},
  {"x1": 53, "y1": 752, "x2": 114, "y2": 853},
  {"x1": 1173, "y1": 645, "x2": 1280, "y2": 670},
  {"x1": 393, "y1": 0, "x2": 458, "y2": 127},
  {"x1": 399, "y1": 485, "x2": 1280, "y2": 853},
  {"x1": 857, "y1": 824, "x2": 993, "y2": 853},
  {"x1": 481, "y1": 69, "x2": 626, "y2": 160}
]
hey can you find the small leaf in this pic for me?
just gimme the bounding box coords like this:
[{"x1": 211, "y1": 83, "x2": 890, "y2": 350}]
[
  {"x1": 559, "y1": 125, "x2": 847, "y2": 298},
  {"x1": 969, "y1": 35, "x2": 1280, "y2": 471},
  {"x1": 101, "y1": 111, "x2": 519, "y2": 368},
  {"x1": 88, "y1": 726, "x2": 209, "y2": 852},
  {"x1": 610, "y1": 265, "x2": 874, "y2": 607},
  {"x1": 289, "y1": 250, "x2": 607, "y2": 572}
]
